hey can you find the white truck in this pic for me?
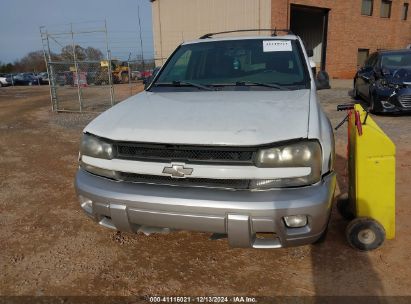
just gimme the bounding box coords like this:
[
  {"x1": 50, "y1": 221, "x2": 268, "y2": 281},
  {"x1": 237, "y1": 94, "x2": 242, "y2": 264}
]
[{"x1": 75, "y1": 31, "x2": 335, "y2": 248}]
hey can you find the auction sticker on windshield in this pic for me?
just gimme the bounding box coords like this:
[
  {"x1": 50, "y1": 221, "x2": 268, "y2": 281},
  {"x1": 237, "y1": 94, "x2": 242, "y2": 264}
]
[{"x1": 263, "y1": 40, "x2": 292, "y2": 52}]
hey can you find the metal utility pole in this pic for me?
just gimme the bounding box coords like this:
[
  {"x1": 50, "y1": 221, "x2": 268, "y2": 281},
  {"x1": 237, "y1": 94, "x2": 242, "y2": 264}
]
[
  {"x1": 138, "y1": 5, "x2": 145, "y2": 74},
  {"x1": 104, "y1": 19, "x2": 115, "y2": 106},
  {"x1": 157, "y1": 0, "x2": 164, "y2": 65},
  {"x1": 127, "y1": 52, "x2": 132, "y2": 96},
  {"x1": 40, "y1": 26, "x2": 55, "y2": 111},
  {"x1": 71, "y1": 23, "x2": 83, "y2": 112}
]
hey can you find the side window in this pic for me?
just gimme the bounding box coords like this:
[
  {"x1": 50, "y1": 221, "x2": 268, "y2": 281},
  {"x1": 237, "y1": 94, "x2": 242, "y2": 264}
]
[
  {"x1": 402, "y1": 3, "x2": 409, "y2": 20},
  {"x1": 380, "y1": 0, "x2": 392, "y2": 18},
  {"x1": 361, "y1": 0, "x2": 373, "y2": 16}
]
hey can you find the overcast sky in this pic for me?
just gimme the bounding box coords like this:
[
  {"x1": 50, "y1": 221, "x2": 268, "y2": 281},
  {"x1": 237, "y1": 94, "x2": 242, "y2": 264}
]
[{"x1": 0, "y1": 0, "x2": 153, "y2": 63}]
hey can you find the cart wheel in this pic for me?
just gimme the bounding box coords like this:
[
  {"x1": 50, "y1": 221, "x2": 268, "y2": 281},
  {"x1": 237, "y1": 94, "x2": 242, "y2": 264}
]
[
  {"x1": 336, "y1": 195, "x2": 355, "y2": 220},
  {"x1": 346, "y1": 218, "x2": 385, "y2": 251}
]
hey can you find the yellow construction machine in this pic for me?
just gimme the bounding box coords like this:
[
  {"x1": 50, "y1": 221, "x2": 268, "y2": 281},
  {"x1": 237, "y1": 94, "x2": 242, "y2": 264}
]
[{"x1": 97, "y1": 60, "x2": 130, "y2": 84}]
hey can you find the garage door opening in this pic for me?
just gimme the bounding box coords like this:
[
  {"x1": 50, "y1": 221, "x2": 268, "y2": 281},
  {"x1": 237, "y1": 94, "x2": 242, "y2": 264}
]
[{"x1": 290, "y1": 4, "x2": 329, "y2": 71}]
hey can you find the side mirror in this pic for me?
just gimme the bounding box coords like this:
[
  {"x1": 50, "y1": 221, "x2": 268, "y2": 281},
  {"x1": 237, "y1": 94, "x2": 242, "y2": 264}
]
[
  {"x1": 307, "y1": 49, "x2": 314, "y2": 57},
  {"x1": 309, "y1": 59, "x2": 317, "y2": 76},
  {"x1": 316, "y1": 71, "x2": 331, "y2": 90}
]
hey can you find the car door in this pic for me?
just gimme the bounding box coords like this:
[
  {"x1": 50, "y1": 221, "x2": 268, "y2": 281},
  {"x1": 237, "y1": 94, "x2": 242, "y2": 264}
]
[{"x1": 357, "y1": 53, "x2": 377, "y2": 98}]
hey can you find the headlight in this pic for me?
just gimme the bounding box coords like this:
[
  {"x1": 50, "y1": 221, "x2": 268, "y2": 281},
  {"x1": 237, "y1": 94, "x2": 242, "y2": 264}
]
[
  {"x1": 80, "y1": 133, "x2": 114, "y2": 159},
  {"x1": 251, "y1": 141, "x2": 322, "y2": 189}
]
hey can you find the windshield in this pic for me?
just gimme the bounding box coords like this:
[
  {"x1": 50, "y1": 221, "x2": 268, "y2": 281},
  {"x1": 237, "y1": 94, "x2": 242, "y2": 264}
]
[
  {"x1": 153, "y1": 39, "x2": 309, "y2": 90},
  {"x1": 381, "y1": 53, "x2": 411, "y2": 69}
]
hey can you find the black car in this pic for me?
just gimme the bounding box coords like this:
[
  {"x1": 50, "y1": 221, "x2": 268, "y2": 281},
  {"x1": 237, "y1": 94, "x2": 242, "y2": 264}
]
[
  {"x1": 11, "y1": 73, "x2": 39, "y2": 86},
  {"x1": 354, "y1": 49, "x2": 411, "y2": 113}
]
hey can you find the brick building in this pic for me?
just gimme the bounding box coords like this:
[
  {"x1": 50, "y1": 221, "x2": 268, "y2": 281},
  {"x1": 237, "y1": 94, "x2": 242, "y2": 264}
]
[{"x1": 151, "y1": 0, "x2": 411, "y2": 78}]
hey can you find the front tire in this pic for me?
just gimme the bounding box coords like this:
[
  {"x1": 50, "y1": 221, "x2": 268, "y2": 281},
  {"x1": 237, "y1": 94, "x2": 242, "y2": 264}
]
[{"x1": 346, "y1": 218, "x2": 385, "y2": 251}]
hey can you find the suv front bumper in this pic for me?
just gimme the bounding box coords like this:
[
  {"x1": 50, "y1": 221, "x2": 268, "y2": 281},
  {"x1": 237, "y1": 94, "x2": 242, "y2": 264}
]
[{"x1": 75, "y1": 169, "x2": 336, "y2": 248}]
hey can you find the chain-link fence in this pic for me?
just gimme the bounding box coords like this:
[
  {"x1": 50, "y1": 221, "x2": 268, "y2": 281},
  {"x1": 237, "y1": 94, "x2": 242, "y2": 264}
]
[
  {"x1": 40, "y1": 21, "x2": 155, "y2": 113},
  {"x1": 46, "y1": 61, "x2": 112, "y2": 112}
]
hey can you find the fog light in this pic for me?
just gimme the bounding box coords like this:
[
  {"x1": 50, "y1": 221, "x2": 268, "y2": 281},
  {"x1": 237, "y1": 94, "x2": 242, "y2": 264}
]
[
  {"x1": 80, "y1": 161, "x2": 118, "y2": 180},
  {"x1": 381, "y1": 100, "x2": 395, "y2": 109},
  {"x1": 283, "y1": 215, "x2": 308, "y2": 228},
  {"x1": 79, "y1": 195, "x2": 93, "y2": 214}
]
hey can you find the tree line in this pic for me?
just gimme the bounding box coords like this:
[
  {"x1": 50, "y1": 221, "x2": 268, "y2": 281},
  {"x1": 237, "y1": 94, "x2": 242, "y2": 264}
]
[{"x1": 0, "y1": 45, "x2": 104, "y2": 74}]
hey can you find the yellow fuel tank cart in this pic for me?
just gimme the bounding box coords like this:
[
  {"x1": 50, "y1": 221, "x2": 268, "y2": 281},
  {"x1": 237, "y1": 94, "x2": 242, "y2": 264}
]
[{"x1": 336, "y1": 104, "x2": 395, "y2": 251}]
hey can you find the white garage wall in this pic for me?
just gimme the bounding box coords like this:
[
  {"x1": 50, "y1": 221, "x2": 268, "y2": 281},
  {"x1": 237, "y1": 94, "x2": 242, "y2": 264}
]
[{"x1": 151, "y1": 0, "x2": 272, "y2": 65}]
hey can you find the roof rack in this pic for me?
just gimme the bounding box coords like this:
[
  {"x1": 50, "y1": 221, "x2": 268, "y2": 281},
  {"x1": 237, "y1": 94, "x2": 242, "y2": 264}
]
[{"x1": 199, "y1": 29, "x2": 293, "y2": 39}]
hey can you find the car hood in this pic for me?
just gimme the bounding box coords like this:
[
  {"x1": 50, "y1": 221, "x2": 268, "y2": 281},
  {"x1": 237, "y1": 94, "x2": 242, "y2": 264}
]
[{"x1": 84, "y1": 90, "x2": 311, "y2": 146}]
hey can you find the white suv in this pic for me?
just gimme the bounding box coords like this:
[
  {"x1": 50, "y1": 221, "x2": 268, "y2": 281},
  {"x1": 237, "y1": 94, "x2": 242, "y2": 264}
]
[{"x1": 75, "y1": 32, "x2": 335, "y2": 248}]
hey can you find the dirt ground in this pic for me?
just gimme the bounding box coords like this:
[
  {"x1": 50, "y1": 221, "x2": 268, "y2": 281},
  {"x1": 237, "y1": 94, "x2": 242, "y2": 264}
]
[{"x1": 0, "y1": 83, "x2": 411, "y2": 299}]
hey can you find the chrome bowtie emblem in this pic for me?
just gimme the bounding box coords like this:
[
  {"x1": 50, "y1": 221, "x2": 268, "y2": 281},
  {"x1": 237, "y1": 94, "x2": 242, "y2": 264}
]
[{"x1": 162, "y1": 164, "x2": 193, "y2": 178}]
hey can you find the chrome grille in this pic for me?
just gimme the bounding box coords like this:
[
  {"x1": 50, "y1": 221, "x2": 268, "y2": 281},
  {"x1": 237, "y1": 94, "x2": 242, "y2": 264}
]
[
  {"x1": 115, "y1": 143, "x2": 255, "y2": 164},
  {"x1": 118, "y1": 172, "x2": 250, "y2": 190},
  {"x1": 399, "y1": 95, "x2": 411, "y2": 108}
]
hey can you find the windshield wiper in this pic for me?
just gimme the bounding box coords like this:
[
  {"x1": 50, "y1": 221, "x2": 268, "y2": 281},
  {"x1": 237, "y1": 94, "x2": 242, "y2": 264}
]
[
  {"x1": 235, "y1": 81, "x2": 286, "y2": 90},
  {"x1": 155, "y1": 81, "x2": 215, "y2": 91}
]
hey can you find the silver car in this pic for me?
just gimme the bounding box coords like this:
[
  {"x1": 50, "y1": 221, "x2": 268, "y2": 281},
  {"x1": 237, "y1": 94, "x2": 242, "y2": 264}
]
[{"x1": 75, "y1": 33, "x2": 335, "y2": 248}]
